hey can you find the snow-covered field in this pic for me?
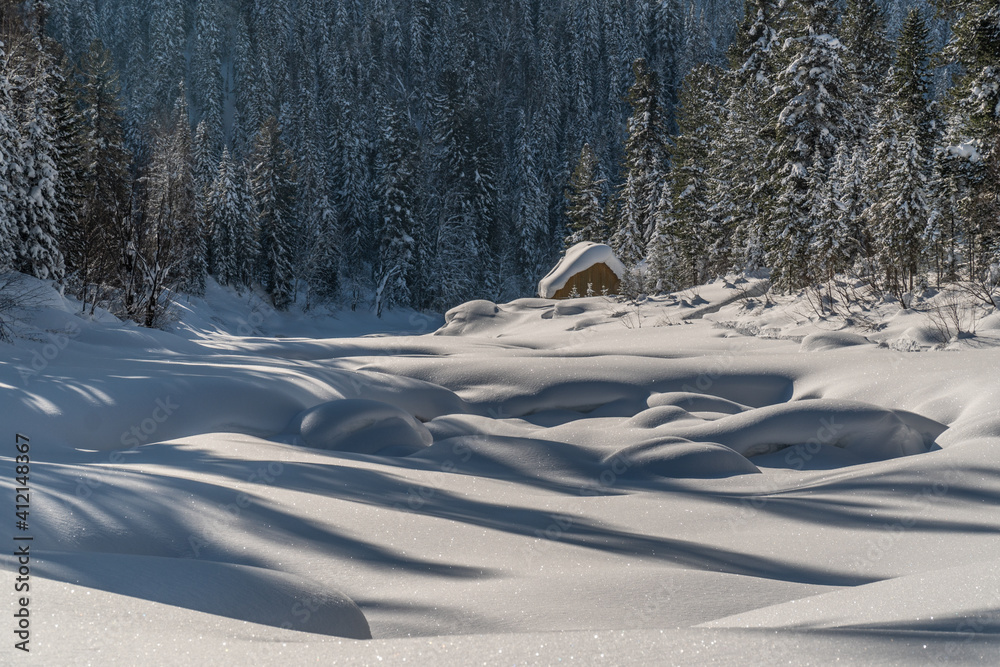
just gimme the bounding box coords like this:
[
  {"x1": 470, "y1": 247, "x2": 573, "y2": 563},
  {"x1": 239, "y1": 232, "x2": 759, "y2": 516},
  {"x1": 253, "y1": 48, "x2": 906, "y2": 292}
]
[{"x1": 3, "y1": 276, "x2": 1000, "y2": 665}]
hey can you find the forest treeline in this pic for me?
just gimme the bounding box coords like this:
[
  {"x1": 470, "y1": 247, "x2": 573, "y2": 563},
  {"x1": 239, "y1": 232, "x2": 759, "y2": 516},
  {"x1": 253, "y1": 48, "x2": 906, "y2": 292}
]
[{"x1": 1, "y1": 1, "x2": 996, "y2": 326}]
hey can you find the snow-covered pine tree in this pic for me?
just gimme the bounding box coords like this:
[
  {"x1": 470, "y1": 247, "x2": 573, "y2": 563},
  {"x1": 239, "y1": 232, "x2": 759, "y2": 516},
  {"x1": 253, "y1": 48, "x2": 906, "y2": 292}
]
[
  {"x1": 678, "y1": 3, "x2": 716, "y2": 79},
  {"x1": 305, "y1": 196, "x2": 341, "y2": 309},
  {"x1": 645, "y1": 186, "x2": 677, "y2": 294},
  {"x1": 63, "y1": 0, "x2": 98, "y2": 63},
  {"x1": 766, "y1": 0, "x2": 849, "y2": 290},
  {"x1": 864, "y1": 9, "x2": 937, "y2": 301},
  {"x1": 147, "y1": 0, "x2": 186, "y2": 114},
  {"x1": 613, "y1": 58, "x2": 670, "y2": 268},
  {"x1": 9, "y1": 34, "x2": 65, "y2": 283},
  {"x1": 839, "y1": 0, "x2": 893, "y2": 141},
  {"x1": 564, "y1": 143, "x2": 607, "y2": 247},
  {"x1": 208, "y1": 148, "x2": 257, "y2": 289},
  {"x1": 430, "y1": 68, "x2": 495, "y2": 309},
  {"x1": 336, "y1": 82, "x2": 376, "y2": 311},
  {"x1": 657, "y1": 63, "x2": 727, "y2": 289},
  {"x1": 602, "y1": 0, "x2": 639, "y2": 163},
  {"x1": 718, "y1": 0, "x2": 785, "y2": 274},
  {"x1": 835, "y1": 143, "x2": 873, "y2": 270},
  {"x1": 250, "y1": 116, "x2": 297, "y2": 310},
  {"x1": 649, "y1": 0, "x2": 684, "y2": 116},
  {"x1": 374, "y1": 102, "x2": 419, "y2": 316},
  {"x1": 48, "y1": 50, "x2": 88, "y2": 269},
  {"x1": 930, "y1": 114, "x2": 978, "y2": 283},
  {"x1": 287, "y1": 72, "x2": 326, "y2": 282},
  {"x1": 235, "y1": 11, "x2": 272, "y2": 157},
  {"x1": 811, "y1": 143, "x2": 857, "y2": 282},
  {"x1": 934, "y1": 0, "x2": 1000, "y2": 276},
  {"x1": 193, "y1": 0, "x2": 224, "y2": 157},
  {"x1": 71, "y1": 39, "x2": 131, "y2": 312},
  {"x1": 0, "y1": 35, "x2": 21, "y2": 271},
  {"x1": 513, "y1": 110, "x2": 550, "y2": 289}
]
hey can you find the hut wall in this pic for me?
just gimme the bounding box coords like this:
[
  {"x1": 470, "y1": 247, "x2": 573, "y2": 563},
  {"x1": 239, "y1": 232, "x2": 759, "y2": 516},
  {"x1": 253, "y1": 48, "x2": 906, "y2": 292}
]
[{"x1": 552, "y1": 263, "x2": 621, "y2": 299}]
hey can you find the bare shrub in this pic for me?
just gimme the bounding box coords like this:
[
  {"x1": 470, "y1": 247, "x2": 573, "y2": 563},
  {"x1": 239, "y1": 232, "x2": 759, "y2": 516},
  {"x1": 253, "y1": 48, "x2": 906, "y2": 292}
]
[{"x1": 918, "y1": 288, "x2": 987, "y2": 343}]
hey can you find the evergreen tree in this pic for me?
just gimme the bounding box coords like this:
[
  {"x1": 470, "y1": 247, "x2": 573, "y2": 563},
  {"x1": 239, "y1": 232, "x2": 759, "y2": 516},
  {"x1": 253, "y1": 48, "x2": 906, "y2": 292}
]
[
  {"x1": 613, "y1": 58, "x2": 670, "y2": 267},
  {"x1": 930, "y1": 115, "x2": 978, "y2": 283},
  {"x1": 839, "y1": 0, "x2": 892, "y2": 136},
  {"x1": 208, "y1": 148, "x2": 257, "y2": 289},
  {"x1": 431, "y1": 68, "x2": 496, "y2": 308},
  {"x1": 250, "y1": 117, "x2": 297, "y2": 310},
  {"x1": 719, "y1": 0, "x2": 785, "y2": 273},
  {"x1": 374, "y1": 103, "x2": 420, "y2": 316},
  {"x1": 513, "y1": 110, "x2": 550, "y2": 288},
  {"x1": 811, "y1": 144, "x2": 857, "y2": 282},
  {"x1": 10, "y1": 40, "x2": 64, "y2": 282},
  {"x1": 148, "y1": 0, "x2": 186, "y2": 112},
  {"x1": 193, "y1": 0, "x2": 224, "y2": 156},
  {"x1": 306, "y1": 200, "x2": 341, "y2": 308},
  {"x1": 934, "y1": 0, "x2": 1000, "y2": 276},
  {"x1": 48, "y1": 52, "x2": 88, "y2": 271},
  {"x1": 0, "y1": 36, "x2": 22, "y2": 271},
  {"x1": 656, "y1": 63, "x2": 727, "y2": 289},
  {"x1": 564, "y1": 143, "x2": 607, "y2": 246},
  {"x1": 766, "y1": 0, "x2": 849, "y2": 290},
  {"x1": 865, "y1": 9, "x2": 938, "y2": 300},
  {"x1": 71, "y1": 39, "x2": 131, "y2": 311},
  {"x1": 336, "y1": 82, "x2": 376, "y2": 310}
]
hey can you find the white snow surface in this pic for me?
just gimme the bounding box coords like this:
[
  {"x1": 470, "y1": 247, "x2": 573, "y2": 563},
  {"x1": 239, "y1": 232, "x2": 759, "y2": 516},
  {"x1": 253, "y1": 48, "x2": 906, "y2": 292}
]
[
  {"x1": 537, "y1": 241, "x2": 626, "y2": 298},
  {"x1": 2, "y1": 274, "x2": 1000, "y2": 664}
]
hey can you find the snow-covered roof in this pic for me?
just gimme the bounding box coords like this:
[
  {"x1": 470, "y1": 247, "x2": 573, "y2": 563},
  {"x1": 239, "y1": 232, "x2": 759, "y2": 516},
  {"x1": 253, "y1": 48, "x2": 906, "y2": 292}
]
[{"x1": 538, "y1": 242, "x2": 626, "y2": 298}]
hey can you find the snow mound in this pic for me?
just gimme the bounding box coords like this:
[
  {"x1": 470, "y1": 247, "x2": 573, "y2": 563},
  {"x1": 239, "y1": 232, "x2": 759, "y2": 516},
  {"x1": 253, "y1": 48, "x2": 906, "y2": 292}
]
[
  {"x1": 435, "y1": 300, "x2": 503, "y2": 336},
  {"x1": 978, "y1": 312, "x2": 1000, "y2": 331},
  {"x1": 626, "y1": 405, "x2": 702, "y2": 428},
  {"x1": 538, "y1": 242, "x2": 625, "y2": 299},
  {"x1": 647, "y1": 392, "x2": 750, "y2": 415},
  {"x1": 290, "y1": 398, "x2": 433, "y2": 455},
  {"x1": 668, "y1": 399, "x2": 947, "y2": 461},
  {"x1": 444, "y1": 299, "x2": 500, "y2": 323},
  {"x1": 799, "y1": 331, "x2": 872, "y2": 352},
  {"x1": 609, "y1": 438, "x2": 761, "y2": 479},
  {"x1": 6, "y1": 551, "x2": 371, "y2": 639}
]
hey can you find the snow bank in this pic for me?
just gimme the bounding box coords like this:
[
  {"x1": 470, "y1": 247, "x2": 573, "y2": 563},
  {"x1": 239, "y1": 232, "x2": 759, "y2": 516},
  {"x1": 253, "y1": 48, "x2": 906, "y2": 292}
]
[{"x1": 538, "y1": 242, "x2": 625, "y2": 298}]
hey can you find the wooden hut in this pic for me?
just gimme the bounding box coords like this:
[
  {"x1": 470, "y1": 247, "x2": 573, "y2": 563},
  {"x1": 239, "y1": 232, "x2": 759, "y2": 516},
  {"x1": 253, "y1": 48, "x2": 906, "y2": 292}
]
[{"x1": 538, "y1": 242, "x2": 625, "y2": 299}]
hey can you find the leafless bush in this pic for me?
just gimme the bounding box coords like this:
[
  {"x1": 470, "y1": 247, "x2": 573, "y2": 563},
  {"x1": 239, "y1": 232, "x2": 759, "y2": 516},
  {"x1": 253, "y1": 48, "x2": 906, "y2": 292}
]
[
  {"x1": 606, "y1": 296, "x2": 644, "y2": 329},
  {"x1": 918, "y1": 288, "x2": 986, "y2": 344},
  {"x1": 958, "y1": 267, "x2": 1000, "y2": 311},
  {"x1": 805, "y1": 275, "x2": 883, "y2": 329}
]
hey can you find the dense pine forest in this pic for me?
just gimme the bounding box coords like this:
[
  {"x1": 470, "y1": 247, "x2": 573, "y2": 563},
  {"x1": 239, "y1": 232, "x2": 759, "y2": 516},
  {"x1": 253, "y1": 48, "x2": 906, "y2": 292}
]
[{"x1": 0, "y1": 0, "x2": 998, "y2": 326}]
